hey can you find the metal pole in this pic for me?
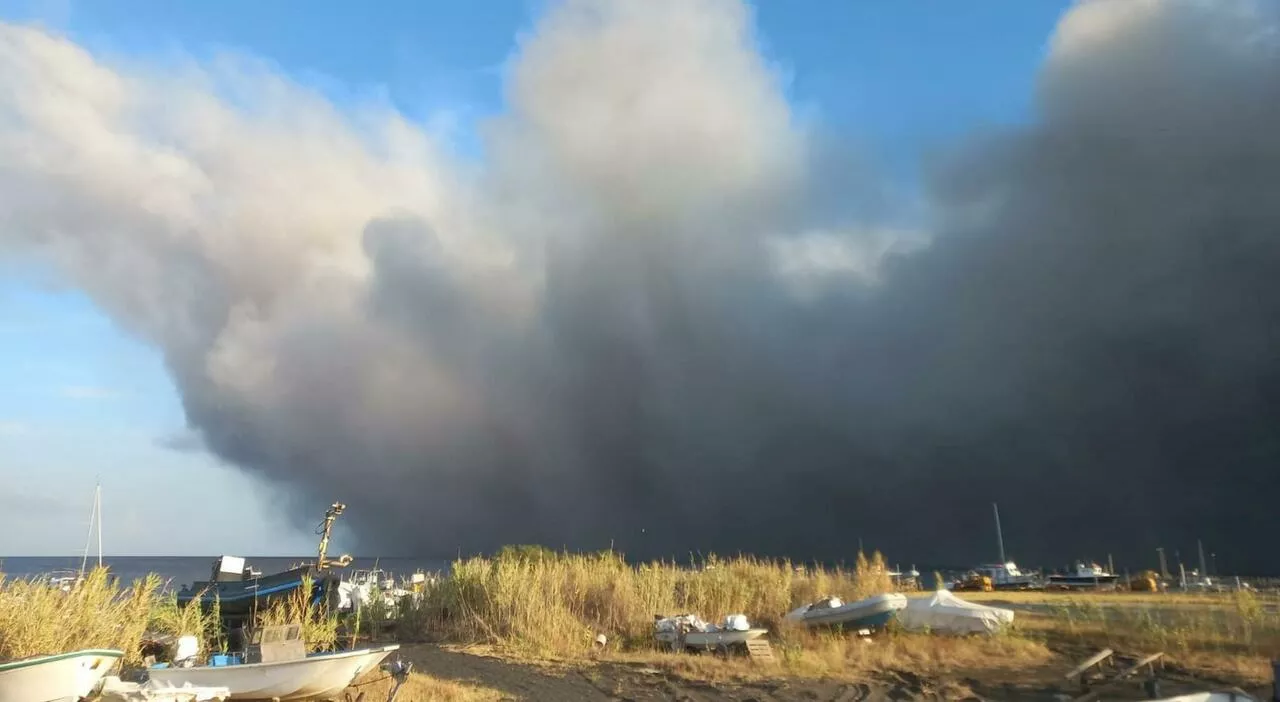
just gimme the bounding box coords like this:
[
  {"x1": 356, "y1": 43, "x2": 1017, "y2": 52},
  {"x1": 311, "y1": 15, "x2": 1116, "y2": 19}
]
[
  {"x1": 1197, "y1": 539, "x2": 1207, "y2": 579},
  {"x1": 1156, "y1": 547, "x2": 1169, "y2": 579},
  {"x1": 993, "y1": 503, "x2": 1006, "y2": 564}
]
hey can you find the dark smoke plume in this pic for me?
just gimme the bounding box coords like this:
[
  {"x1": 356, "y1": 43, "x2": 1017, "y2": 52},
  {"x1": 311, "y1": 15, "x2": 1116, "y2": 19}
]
[{"x1": 2, "y1": 0, "x2": 1279, "y2": 572}]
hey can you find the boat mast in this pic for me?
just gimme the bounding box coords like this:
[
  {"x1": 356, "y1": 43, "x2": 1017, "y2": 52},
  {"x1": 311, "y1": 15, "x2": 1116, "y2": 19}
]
[
  {"x1": 993, "y1": 502, "x2": 1007, "y2": 564},
  {"x1": 79, "y1": 483, "x2": 101, "y2": 576},
  {"x1": 96, "y1": 483, "x2": 102, "y2": 569}
]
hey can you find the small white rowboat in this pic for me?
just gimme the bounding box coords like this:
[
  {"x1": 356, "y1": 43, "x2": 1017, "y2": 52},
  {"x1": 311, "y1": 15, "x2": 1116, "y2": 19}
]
[{"x1": 0, "y1": 649, "x2": 123, "y2": 702}]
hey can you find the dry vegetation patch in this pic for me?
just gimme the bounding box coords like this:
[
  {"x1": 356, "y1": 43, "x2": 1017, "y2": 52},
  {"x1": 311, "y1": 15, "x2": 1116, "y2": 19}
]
[
  {"x1": 349, "y1": 670, "x2": 507, "y2": 702},
  {"x1": 0, "y1": 568, "x2": 158, "y2": 664}
]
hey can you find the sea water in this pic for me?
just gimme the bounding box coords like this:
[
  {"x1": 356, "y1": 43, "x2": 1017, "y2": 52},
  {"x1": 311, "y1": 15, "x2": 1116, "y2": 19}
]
[{"x1": 0, "y1": 556, "x2": 452, "y2": 589}]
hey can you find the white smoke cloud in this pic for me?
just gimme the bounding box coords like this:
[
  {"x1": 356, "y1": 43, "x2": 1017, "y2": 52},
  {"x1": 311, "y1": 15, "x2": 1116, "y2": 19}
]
[{"x1": 0, "y1": 0, "x2": 894, "y2": 542}]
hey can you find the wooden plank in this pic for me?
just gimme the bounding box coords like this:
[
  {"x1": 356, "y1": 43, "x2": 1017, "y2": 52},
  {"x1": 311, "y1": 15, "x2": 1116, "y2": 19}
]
[
  {"x1": 1118, "y1": 651, "x2": 1164, "y2": 678},
  {"x1": 1065, "y1": 649, "x2": 1114, "y2": 680},
  {"x1": 745, "y1": 639, "x2": 776, "y2": 664}
]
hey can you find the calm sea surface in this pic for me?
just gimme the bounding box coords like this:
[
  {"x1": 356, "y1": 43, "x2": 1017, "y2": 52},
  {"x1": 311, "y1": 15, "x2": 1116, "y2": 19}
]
[{"x1": 0, "y1": 556, "x2": 452, "y2": 590}]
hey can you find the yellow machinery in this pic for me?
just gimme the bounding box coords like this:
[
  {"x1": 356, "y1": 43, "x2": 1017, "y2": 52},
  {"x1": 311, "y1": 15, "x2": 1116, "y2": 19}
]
[
  {"x1": 1126, "y1": 570, "x2": 1159, "y2": 592},
  {"x1": 952, "y1": 572, "x2": 993, "y2": 592}
]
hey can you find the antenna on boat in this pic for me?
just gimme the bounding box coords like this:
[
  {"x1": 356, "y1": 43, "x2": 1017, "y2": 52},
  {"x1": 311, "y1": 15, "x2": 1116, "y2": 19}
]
[
  {"x1": 992, "y1": 502, "x2": 1006, "y2": 564},
  {"x1": 315, "y1": 502, "x2": 352, "y2": 570}
]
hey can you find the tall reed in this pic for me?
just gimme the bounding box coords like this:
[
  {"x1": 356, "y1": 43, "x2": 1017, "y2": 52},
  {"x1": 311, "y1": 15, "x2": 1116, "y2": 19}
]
[
  {"x1": 255, "y1": 575, "x2": 339, "y2": 652},
  {"x1": 148, "y1": 588, "x2": 223, "y2": 652},
  {"x1": 0, "y1": 567, "x2": 158, "y2": 664},
  {"x1": 406, "y1": 550, "x2": 895, "y2": 656}
]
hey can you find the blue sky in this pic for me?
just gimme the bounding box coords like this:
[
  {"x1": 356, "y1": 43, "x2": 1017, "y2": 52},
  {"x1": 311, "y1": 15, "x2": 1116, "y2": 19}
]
[{"x1": 0, "y1": 0, "x2": 1071, "y2": 555}]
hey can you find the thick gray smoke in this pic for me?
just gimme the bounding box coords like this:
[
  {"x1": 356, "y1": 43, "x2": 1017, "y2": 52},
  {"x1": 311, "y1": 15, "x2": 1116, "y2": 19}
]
[{"x1": 2, "y1": 0, "x2": 1279, "y2": 571}]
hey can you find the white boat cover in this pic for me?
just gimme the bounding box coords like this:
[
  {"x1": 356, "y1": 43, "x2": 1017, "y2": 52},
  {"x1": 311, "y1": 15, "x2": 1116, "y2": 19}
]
[
  {"x1": 654, "y1": 614, "x2": 711, "y2": 633},
  {"x1": 654, "y1": 613, "x2": 753, "y2": 634},
  {"x1": 898, "y1": 590, "x2": 1014, "y2": 635}
]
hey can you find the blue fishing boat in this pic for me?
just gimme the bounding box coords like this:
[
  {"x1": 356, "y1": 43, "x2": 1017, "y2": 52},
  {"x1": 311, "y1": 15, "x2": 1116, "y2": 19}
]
[{"x1": 176, "y1": 503, "x2": 352, "y2": 625}]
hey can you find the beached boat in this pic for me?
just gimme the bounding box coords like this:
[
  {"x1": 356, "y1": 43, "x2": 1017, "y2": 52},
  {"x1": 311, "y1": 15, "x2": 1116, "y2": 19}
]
[
  {"x1": 899, "y1": 590, "x2": 1015, "y2": 635},
  {"x1": 1047, "y1": 562, "x2": 1120, "y2": 590},
  {"x1": 977, "y1": 504, "x2": 1041, "y2": 590},
  {"x1": 176, "y1": 558, "x2": 342, "y2": 621},
  {"x1": 972, "y1": 561, "x2": 1041, "y2": 590},
  {"x1": 0, "y1": 649, "x2": 122, "y2": 702},
  {"x1": 335, "y1": 568, "x2": 422, "y2": 614},
  {"x1": 146, "y1": 645, "x2": 399, "y2": 701},
  {"x1": 783, "y1": 593, "x2": 908, "y2": 630},
  {"x1": 176, "y1": 503, "x2": 352, "y2": 624},
  {"x1": 653, "y1": 614, "x2": 767, "y2": 653}
]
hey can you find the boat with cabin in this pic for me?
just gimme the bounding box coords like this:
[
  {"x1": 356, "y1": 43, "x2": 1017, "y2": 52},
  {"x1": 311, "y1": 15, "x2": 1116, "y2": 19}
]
[
  {"x1": 973, "y1": 561, "x2": 1042, "y2": 590},
  {"x1": 176, "y1": 503, "x2": 353, "y2": 625},
  {"x1": 971, "y1": 503, "x2": 1043, "y2": 590},
  {"x1": 1047, "y1": 562, "x2": 1120, "y2": 590}
]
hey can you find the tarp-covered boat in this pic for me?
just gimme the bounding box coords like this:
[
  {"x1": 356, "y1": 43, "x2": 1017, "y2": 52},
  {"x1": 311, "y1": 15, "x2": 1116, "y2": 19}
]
[{"x1": 898, "y1": 590, "x2": 1014, "y2": 635}]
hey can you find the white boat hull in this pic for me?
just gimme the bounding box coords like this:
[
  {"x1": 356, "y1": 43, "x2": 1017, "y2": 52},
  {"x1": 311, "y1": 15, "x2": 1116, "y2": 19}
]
[
  {"x1": 100, "y1": 675, "x2": 230, "y2": 701},
  {"x1": 0, "y1": 649, "x2": 123, "y2": 702},
  {"x1": 147, "y1": 645, "x2": 399, "y2": 701},
  {"x1": 655, "y1": 629, "x2": 767, "y2": 651}
]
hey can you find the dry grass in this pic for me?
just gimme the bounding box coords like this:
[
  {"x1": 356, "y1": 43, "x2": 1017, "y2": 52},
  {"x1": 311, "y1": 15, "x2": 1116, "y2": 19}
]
[
  {"x1": 1017, "y1": 589, "x2": 1280, "y2": 682},
  {"x1": 350, "y1": 670, "x2": 506, "y2": 702},
  {"x1": 963, "y1": 588, "x2": 1280, "y2": 607},
  {"x1": 0, "y1": 564, "x2": 343, "y2": 667},
  {"x1": 148, "y1": 588, "x2": 223, "y2": 650},
  {"x1": 396, "y1": 549, "x2": 1277, "y2": 688},
  {"x1": 610, "y1": 626, "x2": 1053, "y2": 683},
  {"x1": 0, "y1": 567, "x2": 158, "y2": 664},
  {"x1": 401, "y1": 550, "x2": 895, "y2": 657}
]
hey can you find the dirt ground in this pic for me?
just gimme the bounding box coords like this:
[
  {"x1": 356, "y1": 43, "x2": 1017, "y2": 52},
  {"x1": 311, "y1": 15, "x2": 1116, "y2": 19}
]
[{"x1": 389, "y1": 644, "x2": 1269, "y2": 702}]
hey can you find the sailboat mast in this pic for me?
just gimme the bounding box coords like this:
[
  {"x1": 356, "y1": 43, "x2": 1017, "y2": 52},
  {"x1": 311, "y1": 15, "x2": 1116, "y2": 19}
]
[
  {"x1": 993, "y1": 502, "x2": 1007, "y2": 564},
  {"x1": 96, "y1": 484, "x2": 103, "y2": 568},
  {"x1": 79, "y1": 484, "x2": 99, "y2": 576}
]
